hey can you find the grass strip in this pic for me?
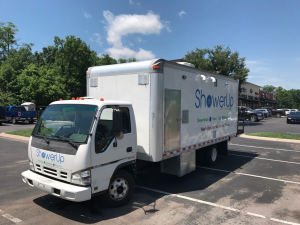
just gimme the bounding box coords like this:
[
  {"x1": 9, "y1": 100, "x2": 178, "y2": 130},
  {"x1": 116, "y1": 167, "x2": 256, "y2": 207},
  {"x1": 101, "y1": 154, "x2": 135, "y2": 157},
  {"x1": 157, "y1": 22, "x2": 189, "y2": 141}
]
[
  {"x1": 5, "y1": 129, "x2": 33, "y2": 137},
  {"x1": 245, "y1": 132, "x2": 300, "y2": 140}
]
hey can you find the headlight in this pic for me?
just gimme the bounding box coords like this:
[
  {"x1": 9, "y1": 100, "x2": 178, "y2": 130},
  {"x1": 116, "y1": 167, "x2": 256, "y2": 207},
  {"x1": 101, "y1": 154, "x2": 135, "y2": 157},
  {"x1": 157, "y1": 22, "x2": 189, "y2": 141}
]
[
  {"x1": 29, "y1": 161, "x2": 34, "y2": 171},
  {"x1": 287, "y1": 117, "x2": 291, "y2": 119},
  {"x1": 258, "y1": 114, "x2": 261, "y2": 116},
  {"x1": 71, "y1": 169, "x2": 91, "y2": 186}
]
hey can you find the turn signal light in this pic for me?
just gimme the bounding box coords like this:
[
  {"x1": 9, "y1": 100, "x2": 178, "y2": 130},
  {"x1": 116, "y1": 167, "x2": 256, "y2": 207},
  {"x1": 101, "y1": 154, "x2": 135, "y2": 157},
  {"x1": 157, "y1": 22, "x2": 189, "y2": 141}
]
[
  {"x1": 71, "y1": 97, "x2": 75, "y2": 100},
  {"x1": 153, "y1": 65, "x2": 160, "y2": 69},
  {"x1": 76, "y1": 97, "x2": 79, "y2": 100},
  {"x1": 59, "y1": 98, "x2": 63, "y2": 101},
  {"x1": 81, "y1": 97, "x2": 84, "y2": 100},
  {"x1": 100, "y1": 98, "x2": 104, "y2": 101}
]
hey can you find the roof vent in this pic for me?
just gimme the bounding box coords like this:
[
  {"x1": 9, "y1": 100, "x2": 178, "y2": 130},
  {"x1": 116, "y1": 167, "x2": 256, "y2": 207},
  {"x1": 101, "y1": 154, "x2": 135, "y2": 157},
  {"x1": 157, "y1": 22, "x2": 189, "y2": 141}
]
[{"x1": 176, "y1": 62, "x2": 195, "y2": 68}]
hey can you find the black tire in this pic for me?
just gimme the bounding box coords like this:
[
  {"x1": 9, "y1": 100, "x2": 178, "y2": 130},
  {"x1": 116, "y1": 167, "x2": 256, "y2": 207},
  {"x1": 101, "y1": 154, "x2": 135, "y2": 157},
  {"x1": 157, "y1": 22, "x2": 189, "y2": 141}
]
[
  {"x1": 204, "y1": 145, "x2": 218, "y2": 166},
  {"x1": 276, "y1": 113, "x2": 281, "y2": 118},
  {"x1": 29, "y1": 119, "x2": 34, "y2": 124},
  {"x1": 11, "y1": 116, "x2": 17, "y2": 124},
  {"x1": 256, "y1": 119, "x2": 260, "y2": 122},
  {"x1": 0, "y1": 122, "x2": 2, "y2": 125},
  {"x1": 250, "y1": 115, "x2": 257, "y2": 122},
  {"x1": 287, "y1": 120, "x2": 290, "y2": 124},
  {"x1": 100, "y1": 170, "x2": 134, "y2": 207}
]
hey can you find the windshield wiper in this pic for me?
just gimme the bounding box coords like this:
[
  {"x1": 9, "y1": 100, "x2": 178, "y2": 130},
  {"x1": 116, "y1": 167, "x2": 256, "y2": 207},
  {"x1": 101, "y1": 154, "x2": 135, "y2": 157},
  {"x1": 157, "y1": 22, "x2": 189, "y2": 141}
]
[
  {"x1": 34, "y1": 132, "x2": 50, "y2": 144},
  {"x1": 51, "y1": 135, "x2": 79, "y2": 149}
]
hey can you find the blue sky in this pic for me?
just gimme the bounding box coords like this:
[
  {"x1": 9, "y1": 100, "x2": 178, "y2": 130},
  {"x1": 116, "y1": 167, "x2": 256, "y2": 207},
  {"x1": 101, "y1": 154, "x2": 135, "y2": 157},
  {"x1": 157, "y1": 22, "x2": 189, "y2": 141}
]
[{"x1": 1, "y1": 0, "x2": 299, "y2": 90}]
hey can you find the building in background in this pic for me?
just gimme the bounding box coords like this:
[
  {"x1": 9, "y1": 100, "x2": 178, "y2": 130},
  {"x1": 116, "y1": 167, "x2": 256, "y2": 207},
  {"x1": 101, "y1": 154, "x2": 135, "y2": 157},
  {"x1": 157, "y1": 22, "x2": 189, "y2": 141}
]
[{"x1": 238, "y1": 82, "x2": 277, "y2": 109}]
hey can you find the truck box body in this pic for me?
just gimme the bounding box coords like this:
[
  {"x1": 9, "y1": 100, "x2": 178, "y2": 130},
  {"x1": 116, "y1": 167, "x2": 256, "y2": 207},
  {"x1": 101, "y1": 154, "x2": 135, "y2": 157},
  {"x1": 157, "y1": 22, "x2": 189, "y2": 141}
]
[{"x1": 87, "y1": 59, "x2": 239, "y2": 163}]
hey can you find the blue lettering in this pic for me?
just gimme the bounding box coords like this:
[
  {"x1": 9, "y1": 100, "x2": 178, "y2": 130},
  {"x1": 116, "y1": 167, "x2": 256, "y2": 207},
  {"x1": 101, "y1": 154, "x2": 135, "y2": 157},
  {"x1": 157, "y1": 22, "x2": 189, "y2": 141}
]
[
  {"x1": 201, "y1": 90, "x2": 206, "y2": 107},
  {"x1": 230, "y1": 96, "x2": 234, "y2": 107},
  {"x1": 60, "y1": 155, "x2": 64, "y2": 163},
  {"x1": 213, "y1": 96, "x2": 219, "y2": 107},
  {"x1": 219, "y1": 96, "x2": 224, "y2": 108},
  {"x1": 195, "y1": 89, "x2": 200, "y2": 108}
]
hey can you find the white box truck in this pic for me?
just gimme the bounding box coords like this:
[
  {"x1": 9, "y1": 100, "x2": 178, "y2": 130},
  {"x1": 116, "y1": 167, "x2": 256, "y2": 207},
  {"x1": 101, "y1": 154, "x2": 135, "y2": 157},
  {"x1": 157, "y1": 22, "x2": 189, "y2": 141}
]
[{"x1": 21, "y1": 59, "x2": 243, "y2": 207}]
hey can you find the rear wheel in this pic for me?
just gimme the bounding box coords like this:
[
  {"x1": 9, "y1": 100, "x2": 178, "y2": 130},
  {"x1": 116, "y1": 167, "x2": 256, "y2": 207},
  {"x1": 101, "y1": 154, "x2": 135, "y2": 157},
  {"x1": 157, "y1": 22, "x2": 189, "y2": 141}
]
[
  {"x1": 29, "y1": 118, "x2": 34, "y2": 124},
  {"x1": 204, "y1": 145, "x2": 218, "y2": 166},
  {"x1": 276, "y1": 113, "x2": 281, "y2": 118},
  {"x1": 11, "y1": 116, "x2": 17, "y2": 124},
  {"x1": 0, "y1": 122, "x2": 2, "y2": 125},
  {"x1": 100, "y1": 170, "x2": 135, "y2": 207}
]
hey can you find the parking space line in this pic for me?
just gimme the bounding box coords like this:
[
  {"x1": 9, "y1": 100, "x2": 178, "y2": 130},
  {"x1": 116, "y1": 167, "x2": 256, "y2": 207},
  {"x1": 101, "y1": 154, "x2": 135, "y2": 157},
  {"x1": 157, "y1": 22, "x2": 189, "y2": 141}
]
[
  {"x1": 228, "y1": 153, "x2": 300, "y2": 165},
  {"x1": 229, "y1": 144, "x2": 300, "y2": 153},
  {"x1": 197, "y1": 166, "x2": 300, "y2": 185},
  {"x1": 0, "y1": 161, "x2": 28, "y2": 169},
  {"x1": 0, "y1": 210, "x2": 22, "y2": 224},
  {"x1": 136, "y1": 186, "x2": 300, "y2": 225}
]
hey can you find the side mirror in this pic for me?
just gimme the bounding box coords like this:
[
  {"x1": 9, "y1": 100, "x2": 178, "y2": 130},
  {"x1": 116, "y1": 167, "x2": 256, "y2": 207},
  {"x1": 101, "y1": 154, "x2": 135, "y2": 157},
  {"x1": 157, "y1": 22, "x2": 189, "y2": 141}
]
[{"x1": 113, "y1": 109, "x2": 123, "y2": 140}]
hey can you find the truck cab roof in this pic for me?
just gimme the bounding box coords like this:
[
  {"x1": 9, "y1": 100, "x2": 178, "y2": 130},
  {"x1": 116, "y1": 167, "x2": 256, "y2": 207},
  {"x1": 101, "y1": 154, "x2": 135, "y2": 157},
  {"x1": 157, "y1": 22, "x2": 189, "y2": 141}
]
[{"x1": 50, "y1": 99, "x2": 132, "y2": 108}]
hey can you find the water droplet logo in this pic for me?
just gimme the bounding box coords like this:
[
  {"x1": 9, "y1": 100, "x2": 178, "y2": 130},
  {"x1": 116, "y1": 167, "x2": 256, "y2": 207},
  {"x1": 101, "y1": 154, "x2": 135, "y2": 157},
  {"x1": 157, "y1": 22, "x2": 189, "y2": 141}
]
[
  {"x1": 42, "y1": 152, "x2": 46, "y2": 158},
  {"x1": 207, "y1": 95, "x2": 212, "y2": 108}
]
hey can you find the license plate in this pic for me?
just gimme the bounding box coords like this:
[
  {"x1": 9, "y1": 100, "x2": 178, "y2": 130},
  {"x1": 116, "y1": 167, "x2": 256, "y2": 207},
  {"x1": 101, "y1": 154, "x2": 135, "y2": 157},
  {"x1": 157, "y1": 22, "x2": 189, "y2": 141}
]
[{"x1": 37, "y1": 183, "x2": 45, "y2": 188}]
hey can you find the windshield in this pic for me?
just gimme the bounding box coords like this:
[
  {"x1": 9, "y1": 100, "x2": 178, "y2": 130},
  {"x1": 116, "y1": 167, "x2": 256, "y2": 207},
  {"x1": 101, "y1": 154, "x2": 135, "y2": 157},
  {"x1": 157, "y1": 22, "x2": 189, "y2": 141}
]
[
  {"x1": 32, "y1": 104, "x2": 97, "y2": 143},
  {"x1": 290, "y1": 112, "x2": 300, "y2": 115},
  {"x1": 246, "y1": 107, "x2": 253, "y2": 111}
]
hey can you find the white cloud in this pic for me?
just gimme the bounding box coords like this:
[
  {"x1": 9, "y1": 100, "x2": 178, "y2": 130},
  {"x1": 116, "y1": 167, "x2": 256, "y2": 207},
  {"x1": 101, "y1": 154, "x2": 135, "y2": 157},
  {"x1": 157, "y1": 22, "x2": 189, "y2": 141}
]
[
  {"x1": 163, "y1": 21, "x2": 171, "y2": 32},
  {"x1": 245, "y1": 60, "x2": 269, "y2": 73},
  {"x1": 129, "y1": 0, "x2": 140, "y2": 6},
  {"x1": 178, "y1": 10, "x2": 186, "y2": 18},
  {"x1": 84, "y1": 11, "x2": 91, "y2": 19},
  {"x1": 137, "y1": 37, "x2": 142, "y2": 42},
  {"x1": 106, "y1": 46, "x2": 155, "y2": 61},
  {"x1": 103, "y1": 10, "x2": 166, "y2": 60},
  {"x1": 89, "y1": 33, "x2": 102, "y2": 47}
]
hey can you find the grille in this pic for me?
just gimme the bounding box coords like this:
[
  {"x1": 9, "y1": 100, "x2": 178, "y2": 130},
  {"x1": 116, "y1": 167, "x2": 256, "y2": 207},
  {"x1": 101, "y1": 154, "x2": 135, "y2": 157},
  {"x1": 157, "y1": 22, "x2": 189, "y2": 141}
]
[
  {"x1": 36, "y1": 164, "x2": 41, "y2": 172},
  {"x1": 43, "y1": 166, "x2": 57, "y2": 176},
  {"x1": 60, "y1": 171, "x2": 68, "y2": 179}
]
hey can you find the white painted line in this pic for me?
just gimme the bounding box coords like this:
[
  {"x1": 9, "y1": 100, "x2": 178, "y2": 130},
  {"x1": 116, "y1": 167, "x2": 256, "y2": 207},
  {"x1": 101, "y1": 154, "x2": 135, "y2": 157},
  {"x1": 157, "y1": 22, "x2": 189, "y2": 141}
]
[
  {"x1": 229, "y1": 143, "x2": 300, "y2": 153},
  {"x1": 197, "y1": 166, "x2": 300, "y2": 185},
  {"x1": 2, "y1": 214, "x2": 22, "y2": 223},
  {"x1": 228, "y1": 154, "x2": 300, "y2": 165},
  {"x1": 136, "y1": 186, "x2": 300, "y2": 225},
  {"x1": 270, "y1": 218, "x2": 300, "y2": 225},
  {"x1": 287, "y1": 132, "x2": 300, "y2": 135}
]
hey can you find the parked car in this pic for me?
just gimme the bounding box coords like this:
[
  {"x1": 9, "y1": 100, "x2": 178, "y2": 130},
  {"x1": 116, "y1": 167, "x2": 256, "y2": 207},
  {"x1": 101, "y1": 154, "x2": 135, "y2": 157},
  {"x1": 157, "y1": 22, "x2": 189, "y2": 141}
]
[
  {"x1": 287, "y1": 111, "x2": 300, "y2": 124},
  {"x1": 0, "y1": 106, "x2": 6, "y2": 125},
  {"x1": 263, "y1": 107, "x2": 285, "y2": 118},
  {"x1": 5, "y1": 105, "x2": 37, "y2": 124},
  {"x1": 255, "y1": 109, "x2": 269, "y2": 118},
  {"x1": 238, "y1": 106, "x2": 263, "y2": 122}
]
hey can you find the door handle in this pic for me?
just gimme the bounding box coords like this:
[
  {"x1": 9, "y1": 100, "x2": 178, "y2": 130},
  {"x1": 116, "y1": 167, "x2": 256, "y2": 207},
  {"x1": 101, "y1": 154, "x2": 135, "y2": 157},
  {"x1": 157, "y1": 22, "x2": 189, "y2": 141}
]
[
  {"x1": 176, "y1": 118, "x2": 182, "y2": 122},
  {"x1": 127, "y1": 147, "x2": 132, "y2": 152}
]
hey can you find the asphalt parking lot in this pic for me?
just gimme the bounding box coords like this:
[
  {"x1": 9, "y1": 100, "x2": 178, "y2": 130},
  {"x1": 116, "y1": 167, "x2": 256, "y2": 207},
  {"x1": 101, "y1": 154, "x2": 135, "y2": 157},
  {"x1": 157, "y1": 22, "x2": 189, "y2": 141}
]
[{"x1": 0, "y1": 117, "x2": 300, "y2": 224}]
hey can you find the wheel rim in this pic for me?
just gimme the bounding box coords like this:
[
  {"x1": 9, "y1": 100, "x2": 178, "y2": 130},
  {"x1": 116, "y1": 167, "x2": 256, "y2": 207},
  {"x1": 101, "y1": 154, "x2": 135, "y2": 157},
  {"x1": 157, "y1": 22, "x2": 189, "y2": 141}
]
[
  {"x1": 211, "y1": 148, "x2": 217, "y2": 161},
  {"x1": 12, "y1": 118, "x2": 15, "y2": 123},
  {"x1": 109, "y1": 178, "x2": 129, "y2": 201},
  {"x1": 250, "y1": 116, "x2": 256, "y2": 122},
  {"x1": 276, "y1": 114, "x2": 280, "y2": 118}
]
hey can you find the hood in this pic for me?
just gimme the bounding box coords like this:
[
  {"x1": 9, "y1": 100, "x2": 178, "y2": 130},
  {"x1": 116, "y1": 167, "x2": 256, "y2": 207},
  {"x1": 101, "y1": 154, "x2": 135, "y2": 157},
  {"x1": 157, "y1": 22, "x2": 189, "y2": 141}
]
[{"x1": 251, "y1": 110, "x2": 263, "y2": 115}]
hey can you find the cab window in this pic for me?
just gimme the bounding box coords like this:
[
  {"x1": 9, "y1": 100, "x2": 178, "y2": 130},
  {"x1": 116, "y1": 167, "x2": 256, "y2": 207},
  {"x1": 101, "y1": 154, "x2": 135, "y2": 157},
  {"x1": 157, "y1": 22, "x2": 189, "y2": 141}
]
[{"x1": 95, "y1": 107, "x2": 131, "y2": 153}]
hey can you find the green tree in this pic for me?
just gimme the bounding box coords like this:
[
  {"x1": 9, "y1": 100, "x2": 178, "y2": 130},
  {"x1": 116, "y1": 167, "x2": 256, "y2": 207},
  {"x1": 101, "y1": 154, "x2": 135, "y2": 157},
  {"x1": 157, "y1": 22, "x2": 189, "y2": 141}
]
[
  {"x1": 98, "y1": 54, "x2": 117, "y2": 65},
  {"x1": 292, "y1": 102, "x2": 298, "y2": 109},
  {"x1": 118, "y1": 58, "x2": 137, "y2": 64},
  {"x1": 276, "y1": 87, "x2": 293, "y2": 108},
  {"x1": 261, "y1": 85, "x2": 276, "y2": 93},
  {"x1": 183, "y1": 45, "x2": 249, "y2": 86},
  {"x1": 0, "y1": 22, "x2": 19, "y2": 64}
]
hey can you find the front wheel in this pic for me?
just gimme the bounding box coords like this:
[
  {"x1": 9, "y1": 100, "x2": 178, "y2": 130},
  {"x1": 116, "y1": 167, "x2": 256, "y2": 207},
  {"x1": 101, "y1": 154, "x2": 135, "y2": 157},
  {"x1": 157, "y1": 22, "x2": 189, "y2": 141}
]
[
  {"x1": 276, "y1": 113, "x2": 281, "y2": 118},
  {"x1": 29, "y1": 118, "x2": 34, "y2": 124},
  {"x1": 204, "y1": 145, "x2": 218, "y2": 166},
  {"x1": 100, "y1": 170, "x2": 135, "y2": 207},
  {"x1": 250, "y1": 115, "x2": 257, "y2": 122}
]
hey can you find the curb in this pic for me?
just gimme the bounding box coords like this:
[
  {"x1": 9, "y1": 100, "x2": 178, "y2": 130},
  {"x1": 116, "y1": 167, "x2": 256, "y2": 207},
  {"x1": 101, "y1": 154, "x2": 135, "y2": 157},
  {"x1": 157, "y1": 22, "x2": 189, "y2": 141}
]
[
  {"x1": 240, "y1": 134, "x2": 300, "y2": 144},
  {"x1": 0, "y1": 133, "x2": 30, "y2": 142}
]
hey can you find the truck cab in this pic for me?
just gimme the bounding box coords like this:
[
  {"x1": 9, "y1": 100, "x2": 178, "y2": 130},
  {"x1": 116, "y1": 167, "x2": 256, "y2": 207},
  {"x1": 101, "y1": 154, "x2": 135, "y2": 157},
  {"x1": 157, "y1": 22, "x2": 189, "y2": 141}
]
[{"x1": 22, "y1": 98, "x2": 137, "y2": 206}]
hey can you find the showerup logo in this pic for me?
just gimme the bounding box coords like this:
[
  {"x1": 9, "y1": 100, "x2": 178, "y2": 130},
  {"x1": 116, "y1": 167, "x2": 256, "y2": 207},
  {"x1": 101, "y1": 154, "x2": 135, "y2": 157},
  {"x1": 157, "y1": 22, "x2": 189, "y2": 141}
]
[
  {"x1": 36, "y1": 148, "x2": 64, "y2": 164},
  {"x1": 195, "y1": 89, "x2": 234, "y2": 108}
]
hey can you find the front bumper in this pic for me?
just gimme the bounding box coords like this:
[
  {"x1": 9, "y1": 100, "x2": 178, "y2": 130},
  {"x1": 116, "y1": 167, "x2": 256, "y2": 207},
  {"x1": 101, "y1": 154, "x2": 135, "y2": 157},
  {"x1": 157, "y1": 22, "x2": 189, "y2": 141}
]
[
  {"x1": 258, "y1": 116, "x2": 263, "y2": 120},
  {"x1": 21, "y1": 170, "x2": 91, "y2": 202}
]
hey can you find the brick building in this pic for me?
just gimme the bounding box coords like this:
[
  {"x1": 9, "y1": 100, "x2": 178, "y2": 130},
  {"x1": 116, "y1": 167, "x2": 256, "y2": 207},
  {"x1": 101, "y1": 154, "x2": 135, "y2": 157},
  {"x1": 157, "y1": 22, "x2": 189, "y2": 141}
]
[{"x1": 238, "y1": 82, "x2": 277, "y2": 109}]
